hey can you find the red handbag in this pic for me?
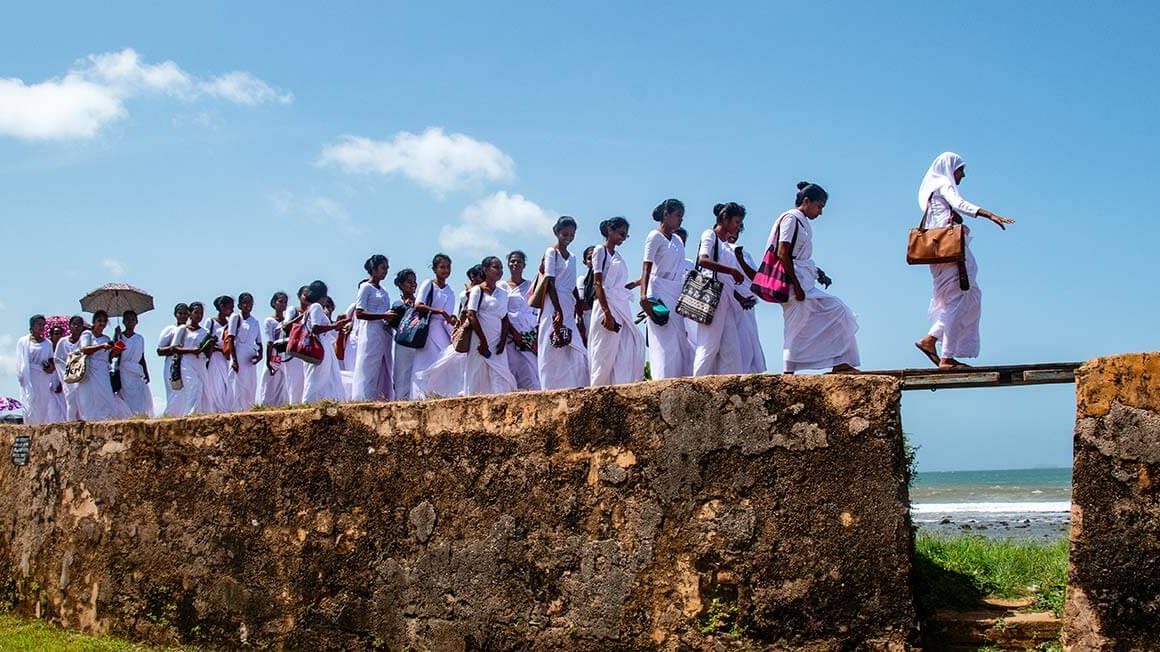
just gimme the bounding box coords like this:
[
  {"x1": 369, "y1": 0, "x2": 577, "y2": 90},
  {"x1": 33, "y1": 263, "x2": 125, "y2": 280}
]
[
  {"x1": 287, "y1": 321, "x2": 324, "y2": 365},
  {"x1": 751, "y1": 214, "x2": 800, "y2": 303}
]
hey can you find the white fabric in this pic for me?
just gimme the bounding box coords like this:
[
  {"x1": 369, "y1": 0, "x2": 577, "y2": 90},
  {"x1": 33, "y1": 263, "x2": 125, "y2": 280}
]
[
  {"x1": 340, "y1": 302, "x2": 359, "y2": 373},
  {"x1": 226, "y1": 314, "x2": 261, "y2": 411},
  {"x1": 394, "y1": 341, "x2": 416, "y2": 400},
  {"x1": 733, "y1": 246, "x2": 767, "y2": 374},
  {"x1": 202, "y1": 318, "x2": 232, "y2": 412},
  {"x1": 282, "y1": 307, "x2": 305, "y2": 404},
  {"x1": 54, "y1": 337, "x2": 81, "y2": 420},
  {"x1": 693, "y1": 229, "x2": 744, "y2": 376},
  {"x1": 164, "y1": 326, "x2": 210, "y2": 416},
  {"x1": 17, "y1": 336, "x2": 62, "y2": 425},
  {"x1": 462, "y1": 285, "x2": 517, "y2": 396},
  {"x1": 157, "y1": 324, "x2": 179, "y2": 412},
  {"x1": 920, "y1": 156, "x2": 984, "y2": 359},
  {"x1": 643, "y1": 229, "x2": 693, "y2": 379},
  {"x1": 410, "y1": 279, "x2": 458, "y2": 397},
  {"x1": 352, "y1": 282, "x2": 395, "y2": 401},
  {"x1": 75, "y1": 332, "x2": 132, "y2": 421},
  {"x1": 303, "y1": 303, "x2": 345, "y2": 402},
  {"x1": 588, "y1": 246, "x2": 645, "y2": 386},
  {"x1": 538, "y1": 246, "x2": 589, "y2": 389},
  {"x1": 505, "y1": 278, "x2": 541, "y2": 390},
  {"x1": 770, "y1": 209, "x2": 861, "y2": 372},
  {"x1": 257, "y1": 316, "x2": 289, "y2": 407},
  {"x1": 412, "y1": 288, "x2": 472, "y2": 399},
  {"x1": 116, "y1": 332, "x2": 153, "y2": 417}
]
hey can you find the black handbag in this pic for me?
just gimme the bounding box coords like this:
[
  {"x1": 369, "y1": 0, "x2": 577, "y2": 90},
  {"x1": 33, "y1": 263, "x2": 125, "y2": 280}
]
[
  {"x1": 675, "y1": 233, "x2": 724, "y2": 325},
  {"x1": 394, "y1": 284, "x2": 435, "y2": 349}
]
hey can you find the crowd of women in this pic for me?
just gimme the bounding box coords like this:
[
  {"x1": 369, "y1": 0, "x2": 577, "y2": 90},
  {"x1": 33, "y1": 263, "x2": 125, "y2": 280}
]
[{"x1": 14, "y1": 153, "x2": 1013, "y2": 424}]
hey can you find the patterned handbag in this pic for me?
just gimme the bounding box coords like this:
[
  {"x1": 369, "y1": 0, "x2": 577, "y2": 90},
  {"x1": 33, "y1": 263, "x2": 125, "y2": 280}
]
[
  {"x1": 63, "y1": 348, "x2": 89, "y2": 384},
  {"x1": 169, "y1": 328, "x2": 185, "y2": 390},
  {"x1": 751, "y1": 214, "x2": 800, "y2": 303},
  {"x1": 395, "y1": 284, "x2": 435, "y2": 349},
  {"x1": 675, "y1": 234, "x2": 724, "y2": 325}
]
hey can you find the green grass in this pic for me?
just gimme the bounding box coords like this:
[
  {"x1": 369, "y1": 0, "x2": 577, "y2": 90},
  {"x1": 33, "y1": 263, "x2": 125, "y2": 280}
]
[
  {"x1": 0, "y1": 614, "x2": 184, "y2": 651},
  {"x1": 913, "y1": 532, "x2": 1069, "y2": 617}
]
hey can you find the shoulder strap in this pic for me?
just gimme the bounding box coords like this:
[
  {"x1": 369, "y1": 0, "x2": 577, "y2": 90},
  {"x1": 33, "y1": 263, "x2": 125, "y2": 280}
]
[
  {"x1": 425, "y1": 281, "x2": 435, "y2": 305},
  {"x1": 918, "y1": 192, "x2": 935, "y2": 229}
]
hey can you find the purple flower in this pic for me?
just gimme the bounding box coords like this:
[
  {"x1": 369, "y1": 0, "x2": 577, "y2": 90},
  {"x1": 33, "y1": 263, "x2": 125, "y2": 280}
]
[{"x1": 0, "y1": 397, "x2": 23, "y2": 412}]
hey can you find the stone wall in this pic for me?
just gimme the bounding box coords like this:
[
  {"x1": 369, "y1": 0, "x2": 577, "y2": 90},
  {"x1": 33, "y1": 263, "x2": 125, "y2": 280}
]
[
  {"x1": 0, "y1": 374, "x2": 914, "y2": 650},
  {"x1": 1065, "y1": 353, "x2": 1160, "y2": 649}
]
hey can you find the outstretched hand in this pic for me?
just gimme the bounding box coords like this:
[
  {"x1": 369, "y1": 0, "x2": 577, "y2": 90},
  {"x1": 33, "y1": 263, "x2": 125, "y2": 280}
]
[{"x1": 990, "y1": 214, "x2": 1015, "y2": 230}]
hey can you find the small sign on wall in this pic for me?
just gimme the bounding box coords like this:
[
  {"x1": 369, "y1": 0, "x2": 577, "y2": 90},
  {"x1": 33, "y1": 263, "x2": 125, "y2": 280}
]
[{"x1": 11, "y1": 435, "x2": 30, "y2": 466}]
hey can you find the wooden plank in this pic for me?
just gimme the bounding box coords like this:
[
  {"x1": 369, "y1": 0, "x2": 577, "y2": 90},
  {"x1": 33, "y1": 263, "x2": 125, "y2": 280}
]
[
  {"x1": 901, "y1": 372, "x2": 1002, "y2": 390},
  {"x1": 861, "y1": 361, "x2": 1082, "y2": 391}
]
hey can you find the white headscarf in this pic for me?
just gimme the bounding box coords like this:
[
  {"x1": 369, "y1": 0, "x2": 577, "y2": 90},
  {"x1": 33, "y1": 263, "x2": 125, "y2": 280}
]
[{"x1": 917, "y1": 152, "x2": 965, "y2": 211}]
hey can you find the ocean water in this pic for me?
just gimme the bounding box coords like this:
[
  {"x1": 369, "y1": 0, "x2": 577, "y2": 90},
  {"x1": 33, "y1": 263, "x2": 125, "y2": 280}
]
[{"x1": 909, "y1": 467, "x2": 1071, "y2": 540}]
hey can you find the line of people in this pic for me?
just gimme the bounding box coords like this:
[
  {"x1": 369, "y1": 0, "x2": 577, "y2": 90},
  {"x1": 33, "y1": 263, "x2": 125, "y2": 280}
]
[{"x1": 14, "y1": 153, "x2": 1012, "y2": 423}]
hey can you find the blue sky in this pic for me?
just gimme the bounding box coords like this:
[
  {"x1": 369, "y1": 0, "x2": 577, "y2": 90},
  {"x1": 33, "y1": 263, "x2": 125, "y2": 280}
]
[{"x1": 2, "y1": 2, "x2": 1157, "y2": 470}]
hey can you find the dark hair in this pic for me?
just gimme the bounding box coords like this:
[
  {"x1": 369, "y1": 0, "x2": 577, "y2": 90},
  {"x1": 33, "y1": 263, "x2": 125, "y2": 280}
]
[
  {"x1": 795, "y1": 181, "x2": 828, "y2": 205},
  {"x1": 122, "y1": 310, "x2": 137, "y2": 320},
  {"x1": 394, "y1": 268, "x2": 416, "y2": 290},
  {"x1": 297, "y1": 285, "x2": 309, "y2": 299},
  {"x1": 599, "y1": 216, "x2": 629, "y2": 237},
  {"x1": 237, "y1": 293, "x2": 253, "y2": 307},
  {"x1": 364, "y1": 254, "x2": 389, "y2": 275},
  {"x1": 553, "y1": 215, "x2": 577, "y2": 235},
  {"x1": 93, "y1": 310, "x2": 109, "y2": 323},
  {"x1": 507, "y1": 250, "x2": 527, "y2": 265},
  {"x1": 270, "y1": 291, "x2": 288, "y2": 309},
  {"x1": 213, "y1": 295, "x2": 234, "y2": 311},
  {"x1": 188, "y1": 302, "x2": 204, "y2": 314},
  {"x1": 481, "y1": 255, "x2": 502, "y2": 270},
  {"x1": 323, "y1": 296, "x2": 335, "y2": 311},
  {"x1": 466, "y1": 264, "x2": 484, "y2": 281},
  {"x1": 173, "y1": 302, "x2": 189, "y2": 315},
  {"x1": 432, "y1": 253, "x2": 452, "y2": 270},
  {"x1": 306, "y1": 280, "x2": 328, "y2": 304},
  {"x1": 29, "y1": 314, "x2": 45, "y2": 329},
  {"x1": 69, "y1": 315, "x2": 86, "y2": 327},
  {"x1": 652, "y1": 198, "x2": 685, "y2": 222},
  {"x1": 674, "y1": 227, "x2": 689, "y2": 244},
  {"x1": 712, "y1": 202, "x2": 747, "y2": 224},
  {"x1": 582, "y1": 245, "x2": 595, "y2": 259}
]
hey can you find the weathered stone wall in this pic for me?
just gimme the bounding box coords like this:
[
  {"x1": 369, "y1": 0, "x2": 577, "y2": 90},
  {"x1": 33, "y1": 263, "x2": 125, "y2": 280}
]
[
  {"x1": 1066, "y1": 353, "x2": 1160, "y2": 650},
  {"x1": 0, "y1": 375, "x2": 914, "y2": 650}
]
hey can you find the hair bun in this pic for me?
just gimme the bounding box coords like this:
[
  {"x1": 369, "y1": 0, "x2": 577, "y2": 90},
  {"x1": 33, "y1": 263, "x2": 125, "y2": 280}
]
[
  {"x1": 712, "y1": 203, "x2": 725, "y2": 217},
  {"x1": 796, "y1": 181, "x2": 811, "y2": 190}
]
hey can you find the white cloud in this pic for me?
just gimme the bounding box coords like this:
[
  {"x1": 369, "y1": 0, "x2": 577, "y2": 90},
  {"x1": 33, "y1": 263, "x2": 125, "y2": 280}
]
[
  {"x1": 0, "y1": 48, "x2": 291, "y2": 141},
  {"x1": 0, "y1": 335, "x2": 16, "y2": 376},
  {"x1": 102, "y1": 258, "x2": 127, "y2": 277},
  {"x1": 272, "y1": 193, "x2": 364, "y2": 239},
  {"x1": 318, "y1": 127, "x2": 515, "y2": 195},
  {"x1": 439, "y1": 191, "x2": 556, "y2": 253}
]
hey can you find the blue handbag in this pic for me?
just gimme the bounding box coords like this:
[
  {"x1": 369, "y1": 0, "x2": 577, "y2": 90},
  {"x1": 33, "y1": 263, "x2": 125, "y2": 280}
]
[{"x1": 394, "y1": 284, "x2": 435, "y2": 349}]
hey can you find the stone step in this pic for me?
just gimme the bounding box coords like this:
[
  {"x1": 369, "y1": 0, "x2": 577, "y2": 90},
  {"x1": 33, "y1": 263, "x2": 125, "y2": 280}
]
[{"x1": 931, "y1": 607, "x2": 1061, "y2": 650}]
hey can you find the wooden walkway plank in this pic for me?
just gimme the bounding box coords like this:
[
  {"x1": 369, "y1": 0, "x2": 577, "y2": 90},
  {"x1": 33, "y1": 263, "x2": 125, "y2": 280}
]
[{"x1": 860, "y1": 362, "x2": 1083, "y2": 391}]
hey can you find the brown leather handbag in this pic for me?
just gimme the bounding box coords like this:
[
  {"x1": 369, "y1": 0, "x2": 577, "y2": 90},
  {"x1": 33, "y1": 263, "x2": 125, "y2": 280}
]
[{"x1": 907, "y1": 194, "x2": 970, "y2": 291}]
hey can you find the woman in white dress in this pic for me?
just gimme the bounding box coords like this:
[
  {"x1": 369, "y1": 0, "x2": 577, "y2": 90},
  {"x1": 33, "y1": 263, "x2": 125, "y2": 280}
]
[
  {"x1": 165, "y1": 302, "x2": 212, "y2": 416},
  {"x1": 282, "y1": 286, "x2": 310, "y2": 404},
  {"x1": 115, "y1": 310, "x2": 153, "y2": 417},
  {"x1": 589, "y1": 218, "x2": 646, "y2": 386},
  {"x1": 640, "y1": 199, "x2": 694, "y2": 379},
  {"x1": 462, "y1": 257, "x2": 518, "y2": 396},
  {"x1": 913, "y1": 152, "x2": 1016, "y2": 368},
  {"x1": 693, "y1": 203, "x2": 748, "y2": 376},
  {"x1": 729, "y1": 228, "x2": 767, "y2": 374},
  {"x1": 538, "y1": 216, "x2": 589, "y2": 389},
  {"x1": 392, "y1": 268, "x2": 418, "y2": 400},
  {"x1": 504, "y1": 250, "x2": 541, "y2": 391},
  {"x1": 226, "y1": 293, "x2": 262, "y2": 411},
  {"x1": 16, "y1": 315, "x2": 64, "y2": 425},
  {"x1": 203, "y1": 296, "x2": 234, "y2": 413},
  {"x1": 772, "y1": 182, "x2": 860, "y2": 373},
  {"x1": 302, "y1": 281, "x2": 349, "y2": 403},
  {"x1": 411, "y1": 254, "x2": 459, "y2": 397},
  {"x1": 413, "y1": 265, "x2": 482, "y2": 399},
  {"x1": 352, "y1": 255, "x2": 400, "y2": 402},
  {"x1": 75, "y1": 310, "x2": 132, "y2": 421},
  {"x1": 156, "y1": 303, "x2": 189, "y2": 414},
  {"x1": 257, "y1": 292, "x2": 290, "y2": 407},
  {"x1": 54, "y1": 315, "x2": 86, "y2": 420}
]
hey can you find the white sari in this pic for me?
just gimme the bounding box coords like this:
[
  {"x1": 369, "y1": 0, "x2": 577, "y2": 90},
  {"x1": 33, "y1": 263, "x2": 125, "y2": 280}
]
[
  {"x1": 412, "y1": 289, "x2": 471, "y2": 399},
  {"x1": 75, "y1": 332, "x2": 132, "y2": 421},
  {"x1": 505, "y1": 278, "x2": 541, "y2": 391},
  {"x1": 410, "y1": 279, "x2": 457, "y2": 398},
  {"x1": 351, "y1": 283, "x2": 395, "y2": 401},
  {"x1": 204, "y1": 318, "x2": 232, "y2": 412},
  {"x1": 164, "y1": 326, "x2": 210, "y2": 417},
  {"x1": 771, "y1": 210, "x2": 860, "y2": 372},
  {"x1": 732, "y1": 245, "x2": 767, "y2": 374},
  {"x1": 116, "y1": 332, "x2": 153, "y2": 417},
  {"x1": 462, "y1": 285, "x2": 518, "y2": 396},
  {"x1": 692, "y1": 229, "x2": 744, "y2": 376},
  {"x1": 54, "y1": 337, "x2": 81, "y2": 420},
  {"x1": 227, "y1": 314, "x2": 261, "y2": 411},
  {"x1": 257, "y1": 316, "x2": 289, "y2": 407},
  {"x1": 17, "y1": 336, "x2": 62, "y2": 425},
  {"x1": 302, "y1": 303, "x2": 345, "y2": 403},
  {"x1": 538, "y1": 246, "x2": 589, "y2": 389},
  {"x1": 282, "y1": 306, "x2": 306, "y2": 404},
  {"x1": 643, "y1": 229, "x2": 693, "y2": 379},
  {"x1": 588, "y1": 246, "x2": 645, "y2": 386}
]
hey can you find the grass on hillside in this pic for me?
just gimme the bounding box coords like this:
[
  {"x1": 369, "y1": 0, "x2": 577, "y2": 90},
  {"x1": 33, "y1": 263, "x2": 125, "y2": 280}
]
[
  {"x1": 0, "y1": 614, "x2": 186, "y2": 651},
  {"x1": 913, "y1": 532, "x2": 1069, "y2": 617}
]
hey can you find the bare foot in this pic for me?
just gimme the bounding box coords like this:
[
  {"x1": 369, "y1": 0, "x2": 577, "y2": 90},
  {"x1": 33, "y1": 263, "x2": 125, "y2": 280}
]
[{"x1": 915, "y1": 337, "x2": 939, "y2": 366}]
